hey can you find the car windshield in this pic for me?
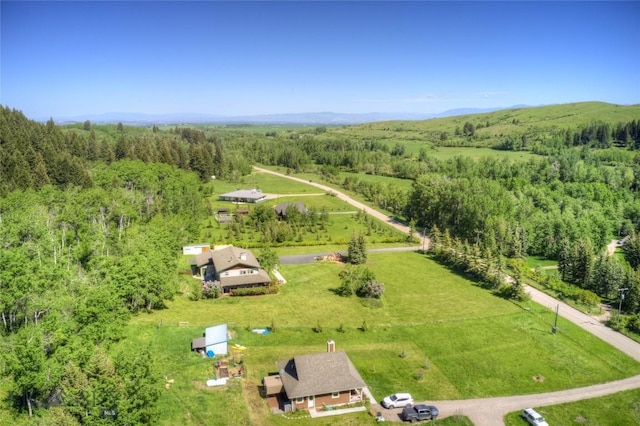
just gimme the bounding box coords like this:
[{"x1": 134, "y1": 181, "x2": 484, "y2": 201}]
[
  {"x1": 390, "y1": 395, "x2": 398, "y2": 401},
  {"x1": 535, "y1": 417, "x2": 544, "y2": 423}
]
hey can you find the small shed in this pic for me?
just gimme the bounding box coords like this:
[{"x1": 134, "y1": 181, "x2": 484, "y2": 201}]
[
  {"x1": 263, "y1": 374, "x2": 283, "y2": 396},
  {"x1": 183, "y1": 244, "x2": 211, "y2": 256},
  {"x1": 205, "y1": 324, "x2": 228, "y2": 356},
  {"x1": 192, "y1": 324, "x2": 228, "y2": 357}
]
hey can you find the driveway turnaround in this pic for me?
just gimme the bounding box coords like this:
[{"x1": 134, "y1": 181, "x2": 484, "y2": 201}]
[{"x1": 254, "y1": 166, "x2": 640, "y2": 424}]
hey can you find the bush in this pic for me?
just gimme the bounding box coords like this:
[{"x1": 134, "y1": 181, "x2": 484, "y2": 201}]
[
  {"x1": 231, "y1": 286, "x2": 269, "y2": 297},
  {"x1": 188, "y1": 280, "x2": 202, "y2": 301},
  {"x1": 357, "y1": 281, "x2": 385, "y2": 298},
  {"x1": 202, "y1": 281, "x2": 221, "y2": 299},
  {"x1": 628, "y1": 313, "x2": 640, "y2": 333}
]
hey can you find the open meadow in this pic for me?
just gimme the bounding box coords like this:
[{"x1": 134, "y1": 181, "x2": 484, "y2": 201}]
[{"x1": 123, "y1": 252, "x2": 640, "y2": 425}]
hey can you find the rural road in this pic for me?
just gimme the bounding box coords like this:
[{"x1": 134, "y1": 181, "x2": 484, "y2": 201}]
[{"x1": 253, "y1": 166, "x2": 640, "y2": 424}]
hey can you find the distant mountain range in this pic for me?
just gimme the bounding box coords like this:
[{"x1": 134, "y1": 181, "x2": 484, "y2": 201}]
[{"x1": 43, "y1": 106, "x2": 532, "y2": 126}]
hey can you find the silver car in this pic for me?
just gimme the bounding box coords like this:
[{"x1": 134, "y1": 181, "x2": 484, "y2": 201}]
[{"x1": 381, "y1": 393, "x2": 414, "y2": 409}]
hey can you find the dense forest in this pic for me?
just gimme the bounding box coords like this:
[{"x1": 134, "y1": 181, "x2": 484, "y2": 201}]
[{"x1": 2, "y1": 103, "x2": 640, "y2": 423}]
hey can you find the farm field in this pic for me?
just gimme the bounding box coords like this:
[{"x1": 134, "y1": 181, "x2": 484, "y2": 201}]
[{"x1": 123, "y1": 252, "x2": 640, "y2": 425}]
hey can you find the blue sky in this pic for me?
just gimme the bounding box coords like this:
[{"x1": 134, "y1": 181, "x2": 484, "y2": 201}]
[{"x1": 2, "y1": 1, "x2": 639, "y2": 119}]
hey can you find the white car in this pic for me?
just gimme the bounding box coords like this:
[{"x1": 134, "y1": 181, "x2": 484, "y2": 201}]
[
  {"x1": 381, "y1": 393, "x2": 414, "y2": 409},
  {"x1": 522, "y1": 408, "x2": 549, "y2": 426}
]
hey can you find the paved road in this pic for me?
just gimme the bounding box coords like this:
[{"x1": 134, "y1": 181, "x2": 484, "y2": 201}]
[{"x1": 253, "y1": 166, "x2": 640, "y2": 424}]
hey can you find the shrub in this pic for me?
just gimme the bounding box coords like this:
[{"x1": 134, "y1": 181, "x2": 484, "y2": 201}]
[
  {"x1": 202, "y1": 281, "x2": 221, "y2": 299},
  {"x1": 628, "y1": 313, "x2": 640, "y2": 333},
  {"x1": 357, "y1": 280, "x2": 385, "y2": 299},
  {"x1": 188, "y1": 280, "x2": 202, "y2": 301},
  {"x1": 231, "y1": 286, "x2": 269, "y2": 297}
]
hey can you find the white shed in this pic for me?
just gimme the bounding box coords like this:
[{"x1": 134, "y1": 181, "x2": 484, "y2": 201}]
[
  {"x1": 205, "y1": 324, "x2": 228, "y2": 357},
  {"x1": 182, "y1": 243, "x2": 211, "y2": 255}
]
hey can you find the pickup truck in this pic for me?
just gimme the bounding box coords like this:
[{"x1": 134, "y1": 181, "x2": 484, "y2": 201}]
[{"x1": 400, "y1": 404, "x2": 439, "y2": 422}]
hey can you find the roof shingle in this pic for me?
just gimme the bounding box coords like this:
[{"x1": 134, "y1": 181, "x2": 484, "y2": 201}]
[{"x1": 276, "y1": 351, "x2": 365, "y2": 398}]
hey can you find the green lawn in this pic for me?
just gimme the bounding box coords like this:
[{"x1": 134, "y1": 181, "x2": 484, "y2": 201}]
[
  {"x1": 504, "y1": 388, "x2": 640, "y2": 426},
  {"x1": 123, "y1": 251, "x2": 640, "y2": 425},
  {"x1": 525, "y1": 256, "x2": 558, "y2": 269},
  {"x1": 210, "y1": 170, "x2": 322, "y2": 196}
]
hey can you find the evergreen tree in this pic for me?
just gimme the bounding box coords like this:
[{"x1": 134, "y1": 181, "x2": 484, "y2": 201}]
[{"x1": 348, "y1": 233, "x2": 367, "y2": 264}]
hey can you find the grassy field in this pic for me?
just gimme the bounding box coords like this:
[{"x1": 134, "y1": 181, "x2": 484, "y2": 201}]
[
  {"x1": 211, "y1": 171, "x2": 324, "y2": 196},
  {"x1": 123, "y1": 251, "x2": 640, "y2": 425},
  {"x1": 525, "y1": 256, "x2": 558, "y2": 269},
  {"x1": 329, "y1": 102, "x2": 640, "y2": 146},
  {"x1": 200, "y1": 197, "x2": 409, "y2": 248},
  {"x1": 504, "y1": 388, "x2": 640, "y2": 426}
]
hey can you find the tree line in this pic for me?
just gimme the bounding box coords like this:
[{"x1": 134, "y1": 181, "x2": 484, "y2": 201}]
[{"x1": 0, "y1": 153, "x2": 205, "y2": 422}]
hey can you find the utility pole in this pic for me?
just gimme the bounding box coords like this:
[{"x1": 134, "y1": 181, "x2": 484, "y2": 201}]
[
  {"x1": 617, "y1": 287, "x2": 629, "y2": 325},
  {"x1": 552, "y1": 304, "x2": 559, "y2": 334}
]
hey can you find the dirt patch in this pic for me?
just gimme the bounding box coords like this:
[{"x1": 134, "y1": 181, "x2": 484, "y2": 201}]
[
  {"x1": 315, "y1": 252, "x2": 345, "y2": 263},
  {"x1": 532, "y1": 375, "x2": 545, "y2": 382},
  {"x1": 594, "y1": 303, "x2": 612, "y2": 323}
]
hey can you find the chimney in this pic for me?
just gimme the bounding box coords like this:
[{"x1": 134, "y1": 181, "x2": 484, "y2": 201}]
[
  {"x1": 327, "y1": 340, "x2": 335, "y2": 353},
  {"x1": 240, "y1": 252, "x2": 247, "y2": 261}
]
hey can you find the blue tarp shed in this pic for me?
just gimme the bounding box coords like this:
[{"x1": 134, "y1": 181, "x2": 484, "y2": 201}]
[{"x1": 205, "y1": 324, "x2": 228, "y2": 356}]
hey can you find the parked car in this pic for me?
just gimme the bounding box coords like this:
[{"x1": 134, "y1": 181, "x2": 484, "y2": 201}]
[
  {"x1": 401, "y1": 404, "x2": 439, "y2": 422},
  {"x1": 522, "y1": 408, "x2": 549, "y2": 426},
  {"x1": 381, "y1": 393, "x2": 414, "y2": 409}
]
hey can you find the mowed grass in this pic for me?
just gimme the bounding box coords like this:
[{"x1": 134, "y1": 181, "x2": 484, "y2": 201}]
[
  {"x1": 210, "y1": 170, "x2": 322, "y2": 196},
  {"x1": 504, "y1": 388, "x2": 640, "y2": 426},
  {"x1": 123, "y1": 251, "x2": 640, "y2": 425}
]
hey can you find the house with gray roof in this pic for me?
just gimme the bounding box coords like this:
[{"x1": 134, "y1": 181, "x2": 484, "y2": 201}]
[
  {"x1": 218, "y1": 189, "x2": 266, "y2": 203},
  {"x1": 264, "y1": 341, "x2": 366, "y2": 412},
  {"x1": 189, "y1": 246, "x2": 271, "y2": 294}
]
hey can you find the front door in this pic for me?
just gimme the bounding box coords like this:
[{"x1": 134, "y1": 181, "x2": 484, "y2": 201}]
[{"x1": 307, "y1": 395, "x2": 315, "y2": 409}]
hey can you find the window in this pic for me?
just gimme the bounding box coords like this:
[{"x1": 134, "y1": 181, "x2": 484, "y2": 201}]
[
  {"x1": 332, "y1": 392, "x2": 340, "y2": 399},
  {"x1": 295, "y1": 397, "x2": 304, "y2": 404}
]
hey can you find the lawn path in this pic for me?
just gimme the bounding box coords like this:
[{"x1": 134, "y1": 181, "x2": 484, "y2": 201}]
[{"x1": 252, "y1": 166, "x2": 640, "y2": 425}]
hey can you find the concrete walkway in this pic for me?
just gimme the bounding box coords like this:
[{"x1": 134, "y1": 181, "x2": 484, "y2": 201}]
[{"x1": 309, "y1": 406, "x2": 367, "y2": 418}]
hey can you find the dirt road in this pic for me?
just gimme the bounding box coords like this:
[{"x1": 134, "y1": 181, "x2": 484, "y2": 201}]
[{"x1": 253, "y1": 166, "x2": 640, "y2": 424}]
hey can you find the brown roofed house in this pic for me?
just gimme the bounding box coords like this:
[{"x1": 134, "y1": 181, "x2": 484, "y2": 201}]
[
  {"x1": 189, "y1": 246, "x2": 271, "y2": 294},
  {"x1": 264, "y1": 341, "x2": 366, "y2": 412}
]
